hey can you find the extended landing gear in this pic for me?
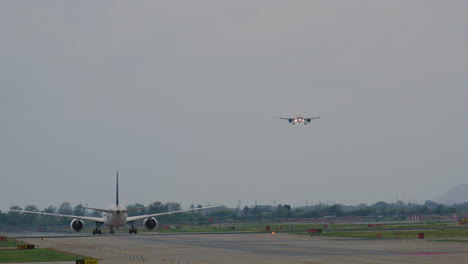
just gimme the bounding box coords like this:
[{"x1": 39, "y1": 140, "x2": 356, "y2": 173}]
[
  {"x1": 109, "y1": 227, "x2": 115, "y2": 235},
  {"x1": 93, "y1": 222, "x2": 103, "y2": 235},
  {"x1": 128, "y1": 221, "x2": 138, "y2": 234}
]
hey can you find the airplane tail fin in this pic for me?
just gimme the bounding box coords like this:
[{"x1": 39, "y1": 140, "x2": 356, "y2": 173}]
[{"x1": 116, "y1": 171, "x2": 119, "y2": 206}]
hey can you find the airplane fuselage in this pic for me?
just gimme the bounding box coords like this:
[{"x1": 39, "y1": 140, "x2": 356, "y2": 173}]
[
  {"x1": 103, "y1": 205, "x2": 128, "y2": 227},
  {"x1": 290, "y1": 114, "x2": 305, "y2": 124},
  {"x1": 294, "y1": 116, "x2": 304, "y2": 123}
]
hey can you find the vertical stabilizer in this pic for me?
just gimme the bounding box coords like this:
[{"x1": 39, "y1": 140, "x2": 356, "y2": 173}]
[{"x1": 116, "y1": 171, "x2": 119, "y2": 206}]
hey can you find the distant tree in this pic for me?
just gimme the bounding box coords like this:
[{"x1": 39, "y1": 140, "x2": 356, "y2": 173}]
[
  {"x1": 73, "y1": 204, "x2": 85, "y2": 216},
  {"x1": 371, "y1": 201, "x2": 389, "y2": 215},
  {"x1": 23, "y1": 205, "x2": 39, "y2": 224},
  {"x1": 147, "y1": 202, "x2": 167, "y2": 214},
  {"x1": 345, "y1": 207, "x2": 376, "y2": 217},
  {"x1": 357, "y1": 203, "x2": 368, "y2": 209},
  {"x1": 24, "y1": 205, "x2": 39, "y2": 212},
  {"x1": 166, "y1": 202, "x2": 181, "y2": 212},
  {"x1": 250, "y1": 206, "x2": 260, "y2": 219},
  {"x1": 406, "y1": 203, "x2": 422, "y2": 214},
  {"x1": 58, "y1": 202, "x2": 73, "y2": 215},
  {"x1": 242, "y1": 206, "x2": 250, "y2": 217},
  {"x1": 42, "y1": 205, "x2": 58, "y2": 225},
  {"x1": 434, "y1": 204, "x2": 456, "y2": 214},
  {"x1": 58, "y1": 202, "x2": 73, "y2": 224},
  {"x1": 328, "y1": 204, "x2": 342, "y2": 216},
  {"x1": 424, "y1": 200, "x2": 438, "y2": 209},
  {"x1": 126, "y1": 203, "x2": 146, "y2": 216},
  {"x1": 419, "y1": 206, "x2": 430, "y2": 214},
  {"x1": 208, "y1": 209, "x2": 236, "y2": 220},
  {"x1": 292, "y1": 207, "x2": 305, "y2": 218},
  {"x1": 8, "y1": 206, "x2": 22, "y2": 225},
  {"x1": 0, "y1": 210, "x2": 6, "y2": 225},
  {"x1": 276, "y1": 204, "x2": 292, "y2": 218},
  {"x1": 395, "y1": 200, "x2": 405, "y2": 209},
  {"x1": 371, "y1": 201, "x2": 388, "y2": 210},
  {"x1": 43, "y1": 205, "x2": 56, "y2": 214}
]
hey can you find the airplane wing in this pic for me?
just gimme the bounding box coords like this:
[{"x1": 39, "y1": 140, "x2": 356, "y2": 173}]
[
  {"x1": 9, "y1": 209, "x2": 104, "y2": 223},
  {"x1": 304, "y1": 116, "x2": 322, "y2": 120},
  {"x1": 275, "y1": 117, "x2": 292, "y2": 120},
  {"x1": 126, "y1": 205, "x2": 223, "y2": 222}
]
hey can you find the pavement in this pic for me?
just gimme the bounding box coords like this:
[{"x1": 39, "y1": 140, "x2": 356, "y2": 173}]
[{"x1": 5, "y1": 231, "x2": 468, "y2": 264}]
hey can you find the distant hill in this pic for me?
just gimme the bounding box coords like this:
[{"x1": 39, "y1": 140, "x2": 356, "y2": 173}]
[{"x1": 434, "y1": 183, "x2": 468, "y2": 204}]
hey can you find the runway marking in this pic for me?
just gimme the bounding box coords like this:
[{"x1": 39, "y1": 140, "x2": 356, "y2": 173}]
[
  {"x1": 46, "y1": 237, "x2": 148, "y2": 259},
  {"x1": 45, "y1": 237, "x2": 208, "y2": 263}
]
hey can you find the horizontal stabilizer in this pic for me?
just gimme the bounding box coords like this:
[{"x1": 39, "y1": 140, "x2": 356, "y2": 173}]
[
  {"x1": 124, "y1": 207, "x2": 146, "y2": 214},
  {"x1": 85, "y1": 207, "x2": 116, "y2": 214},
  {"x1": 85, "y1": 207, "x2": 146, "y2": 214}
]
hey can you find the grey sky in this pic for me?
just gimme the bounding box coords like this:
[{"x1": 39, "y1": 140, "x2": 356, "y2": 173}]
[{"x1": 1, "y1": 1, "x2": 467, "y2": 212}]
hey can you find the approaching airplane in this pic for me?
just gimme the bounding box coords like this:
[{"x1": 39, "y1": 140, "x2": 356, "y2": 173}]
[
  {"x1": 10, "y1": 172, "x2": 221, "y2": 235},
  {"x1": 276, "y1": 113, "x2": 322, "y2": 125}
]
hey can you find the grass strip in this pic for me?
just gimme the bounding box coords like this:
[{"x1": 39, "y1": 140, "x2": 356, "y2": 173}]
[
  {"x1": 0, "y1": 248, "x2": 80, "y2": 262},
  {"x1": 0, "y1": 239, "x2": 18, "y2": 248},
  {"x1": 429, "y1": 239, "x2": 468, "y2": 243},
  {"x1": 315, "y1": 229, "x2": 468, "y2": 239}
]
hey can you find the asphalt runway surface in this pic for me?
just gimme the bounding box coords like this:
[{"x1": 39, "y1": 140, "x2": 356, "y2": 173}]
[{"x1": 7, "y1": 231, "x2": 468, "y2": 264}]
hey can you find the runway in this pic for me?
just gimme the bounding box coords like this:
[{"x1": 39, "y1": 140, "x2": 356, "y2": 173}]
[{"x1": 8, "y1": 231, "x2": 468, "y2": 264}]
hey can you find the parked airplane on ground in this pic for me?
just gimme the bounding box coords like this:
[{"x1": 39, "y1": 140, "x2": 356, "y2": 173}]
[
  {"x1": 276, "y1": 113, "x2": 322, "y2": 125},
  {"x1": 10, "y1": 172, "x2": 221, "y2": 235}
]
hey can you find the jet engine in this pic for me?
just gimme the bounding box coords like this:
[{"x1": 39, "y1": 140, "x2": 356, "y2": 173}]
[
  {"x1": 70, "y1": 219, "x2": 84, "y2": 232},
  {"x1": 143, "y1": 217, "x2": 158, "y2": 230},
  {"x1": 305, "y1": 119, "x2": 311, "y2": 123},
  {"x1": 288, "y1": 119, "x2": 293, "y2": 123}
]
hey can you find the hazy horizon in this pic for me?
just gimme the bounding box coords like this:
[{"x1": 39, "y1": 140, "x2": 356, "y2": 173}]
[{"x1": 1, "y1": 1, "x2": 467, "y2": 212}]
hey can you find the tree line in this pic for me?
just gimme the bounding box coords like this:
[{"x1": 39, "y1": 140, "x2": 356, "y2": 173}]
[
  {"x1": 1, "y1": 200, "x2": 467, "y2": 227},
  {"x1": 239, "y1": 200, "x2": 462, "y2": 220}
]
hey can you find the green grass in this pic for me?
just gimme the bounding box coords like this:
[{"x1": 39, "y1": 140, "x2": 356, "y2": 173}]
[
  {"x1": 314, "y1": 228, "x2": 468, "y2": 239},
  {"x1": 0, "y1": 238, "x2": 18, "y2": 247},
  {"x1": 0, "y1": 248, "x2": 80, "y2": 262},
  {"x1": 429, "y1": 239, "x2": 468, "y2": 243}
]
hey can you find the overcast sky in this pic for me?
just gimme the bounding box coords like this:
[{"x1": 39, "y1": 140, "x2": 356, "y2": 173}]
[{"x1": 1, "y1": 1, "x2": 467, "y2": 212}]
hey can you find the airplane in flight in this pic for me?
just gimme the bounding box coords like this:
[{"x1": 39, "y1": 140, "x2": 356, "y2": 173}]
[
  {"x1": 276, "y1": 113, "x2": 323, "y2": 125},
  {"x1": 10, "y1": 172, "x2": 221, "y2": 235}
]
